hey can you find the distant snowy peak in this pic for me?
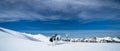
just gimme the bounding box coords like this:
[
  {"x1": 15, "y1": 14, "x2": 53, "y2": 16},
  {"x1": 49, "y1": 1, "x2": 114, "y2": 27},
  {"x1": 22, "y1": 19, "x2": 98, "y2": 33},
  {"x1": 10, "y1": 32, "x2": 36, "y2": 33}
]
[
  {"x1": 113, "y1": 37, "x2": 120, "y2": 42},
  {"x1": 0, "y1": 27, "x2": 49, "y2": 42}
]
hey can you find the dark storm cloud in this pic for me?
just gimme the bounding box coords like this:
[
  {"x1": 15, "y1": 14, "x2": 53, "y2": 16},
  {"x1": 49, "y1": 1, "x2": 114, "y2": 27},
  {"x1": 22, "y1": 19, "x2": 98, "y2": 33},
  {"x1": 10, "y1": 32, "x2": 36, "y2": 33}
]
[{"x1": 0, "y1": 0, "x2": 120, "y2": 22}]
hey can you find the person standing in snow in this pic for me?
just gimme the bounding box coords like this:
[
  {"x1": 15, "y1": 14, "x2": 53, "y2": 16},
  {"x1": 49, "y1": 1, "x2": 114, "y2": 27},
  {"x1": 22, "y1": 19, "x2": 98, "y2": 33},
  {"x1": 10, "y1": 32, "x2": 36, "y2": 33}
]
[{"x1": 49, "y1": 34, "x2": 61, "y2": 42}]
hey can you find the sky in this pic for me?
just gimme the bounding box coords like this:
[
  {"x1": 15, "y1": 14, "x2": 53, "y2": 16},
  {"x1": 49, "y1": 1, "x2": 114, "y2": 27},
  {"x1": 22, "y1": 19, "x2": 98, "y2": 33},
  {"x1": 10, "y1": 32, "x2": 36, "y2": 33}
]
[{"x1": 0, "y1": 0, "x2": 120, "y2": 31}]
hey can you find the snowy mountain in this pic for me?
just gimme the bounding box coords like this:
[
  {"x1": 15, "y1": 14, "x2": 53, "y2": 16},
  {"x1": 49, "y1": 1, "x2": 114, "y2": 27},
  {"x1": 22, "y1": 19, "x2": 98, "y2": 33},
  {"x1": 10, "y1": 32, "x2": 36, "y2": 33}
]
[
  {"x1": 0, "y1": 27, "x2": 120, "y2": 51},
  {"x1": 0, "y1": 27, "x2": 49, "y2": 42}
]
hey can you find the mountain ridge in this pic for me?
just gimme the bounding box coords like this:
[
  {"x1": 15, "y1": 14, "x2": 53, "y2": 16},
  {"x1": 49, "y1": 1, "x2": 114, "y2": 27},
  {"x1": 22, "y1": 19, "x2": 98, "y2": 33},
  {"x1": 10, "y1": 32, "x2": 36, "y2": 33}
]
[{"x1": 0, "y1": 27, "x2": 49, "y2": 42}]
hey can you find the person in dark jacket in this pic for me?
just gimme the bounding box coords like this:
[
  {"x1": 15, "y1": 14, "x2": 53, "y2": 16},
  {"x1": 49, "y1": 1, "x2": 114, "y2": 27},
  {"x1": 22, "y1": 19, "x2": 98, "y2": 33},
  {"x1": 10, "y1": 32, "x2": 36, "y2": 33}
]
[{"x1": 49, "y1": 34, "x2": 61, "y2": 42}]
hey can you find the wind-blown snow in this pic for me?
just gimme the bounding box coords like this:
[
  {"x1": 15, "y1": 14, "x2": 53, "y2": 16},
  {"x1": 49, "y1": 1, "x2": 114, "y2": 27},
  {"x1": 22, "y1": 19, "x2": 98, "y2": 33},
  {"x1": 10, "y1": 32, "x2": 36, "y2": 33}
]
[
  {"x1": 25, "y1": 34, "x2": 49, "y2": 42},
  {"x1": 0, "y1": 27, "x2": 120, "y2": 51}
]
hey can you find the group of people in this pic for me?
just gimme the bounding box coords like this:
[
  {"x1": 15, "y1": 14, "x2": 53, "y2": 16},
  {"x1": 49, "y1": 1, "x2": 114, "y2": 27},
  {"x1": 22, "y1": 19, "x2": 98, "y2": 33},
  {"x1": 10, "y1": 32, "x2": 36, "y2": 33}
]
[{"x1": 49, "y1": 34, "x2": 61, "y2": 42}]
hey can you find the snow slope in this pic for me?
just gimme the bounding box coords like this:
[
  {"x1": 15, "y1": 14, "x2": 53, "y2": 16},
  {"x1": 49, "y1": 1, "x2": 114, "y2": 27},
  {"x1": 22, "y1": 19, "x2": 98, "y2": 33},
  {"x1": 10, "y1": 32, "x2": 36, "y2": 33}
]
[
  {"x1": 0, "y1": 27, "x2": 49, "y2": 42},
  {"x1": 0, "y1": 27, "x2": 120, "y2": 51}
]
